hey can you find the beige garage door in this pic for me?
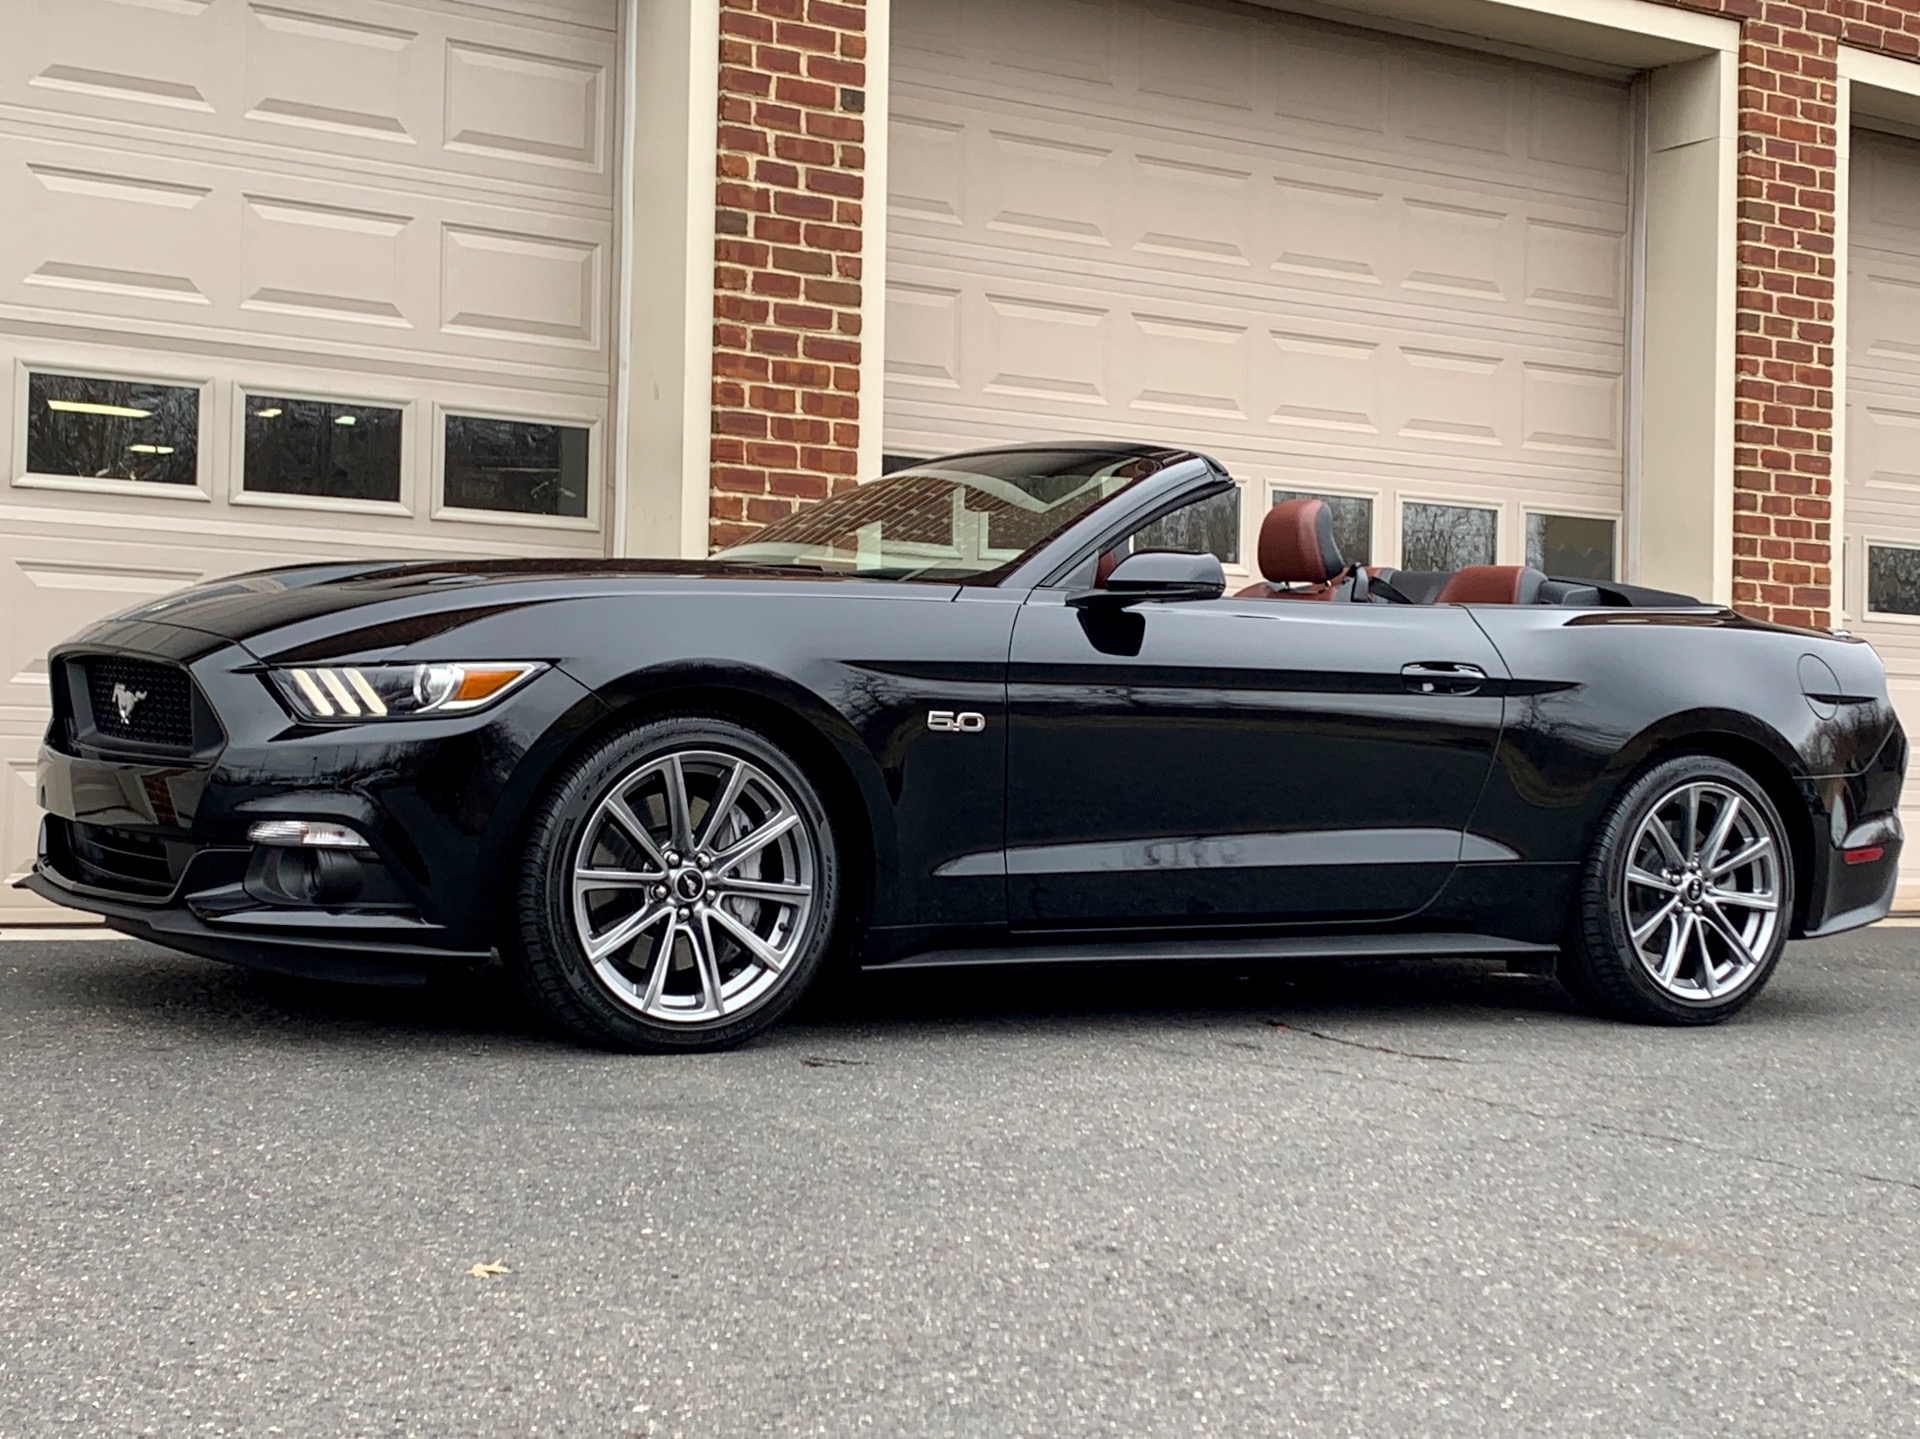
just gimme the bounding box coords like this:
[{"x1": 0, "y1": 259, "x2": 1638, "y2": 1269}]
[
  {"x1": 886, "y1": 0, "x2": 1630, "y2": 585},
  {"x1": 0, "y1": 0, "x2": 621, "y2": 921},
  {"x1": 1846, "y1": 128, "x2": 1920, "y2": 907}
]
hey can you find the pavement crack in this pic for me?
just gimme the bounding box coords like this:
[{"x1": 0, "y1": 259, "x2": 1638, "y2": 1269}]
[
  {"x1": 1580, "y1": 1119, "x2": 1920, "y2": 1195},
  {"x1": 1245, "y1": 1023, "x2": 1920, "y2": 1197},
  {"x1": 1267, "y1": 1020, "x2": 1468, "y2": 1064},
  {"x1": 801, "y1": 1055, "x2": 869, "y2": 1068},
  {"x1": 1272, "y1": 1051, "x2": 1920, "y2": 1198}
]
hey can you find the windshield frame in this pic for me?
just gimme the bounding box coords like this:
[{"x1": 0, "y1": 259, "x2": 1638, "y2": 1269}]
[{"x1": 708, "y1": 444, "x2": 1205, "y2": 585}]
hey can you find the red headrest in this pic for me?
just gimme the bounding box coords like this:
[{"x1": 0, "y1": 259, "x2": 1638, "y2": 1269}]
[
  {"x1": 1258, "y1": 498, "x2": 1344, "y2": 585},
  {"x1": 1434, "y1": 565, "x2": 1546, "y2": 605}
]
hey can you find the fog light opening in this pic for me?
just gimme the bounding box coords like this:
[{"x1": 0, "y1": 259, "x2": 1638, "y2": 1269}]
[
  {"x1": 247, "y1": 819, "x2": 369, "y2": 849},
  {"x1": 247, "y1": 845, "x2": 366, "y2": 907}
]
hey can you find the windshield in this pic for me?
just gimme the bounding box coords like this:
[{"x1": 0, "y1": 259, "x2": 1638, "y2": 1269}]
[{"x1": 710, "y1": 447, "x2": 1179, "y2": 580}]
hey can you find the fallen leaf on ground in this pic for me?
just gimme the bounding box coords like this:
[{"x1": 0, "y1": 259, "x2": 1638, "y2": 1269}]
[{"x1": 468, "y1": 1261, "x2": 511, "y2": 1278}]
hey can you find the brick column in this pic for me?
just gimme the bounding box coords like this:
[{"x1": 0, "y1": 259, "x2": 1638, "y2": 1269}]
[
  {"x1": 709, "y1": 0, "x2": 868, "y2": 552},
  {"x1": 1720, "y1": 3, "x2": 1840, "y2": 628}
]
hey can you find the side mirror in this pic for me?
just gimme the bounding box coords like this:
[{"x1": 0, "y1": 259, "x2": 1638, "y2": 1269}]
[{"x1": 1068, "y1": 550, "x2": 1226, "y2": 608}]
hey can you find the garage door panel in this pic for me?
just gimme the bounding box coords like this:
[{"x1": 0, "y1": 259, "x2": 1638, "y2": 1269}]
[
  {"x1": 1852, "y1": 266, "x2": 1920, "y2": 364},
  {"x1": 896, "y1": 0, "x2": 1629, "y2": 196},
  {"x1": 888, "y1": 249, "x2": 1624, "y2": 474},
  {"x1": 1850, "y1": 393, "x2": 1920, "y2": 502},
  {"x1": 0, "y1": 130, "x2": 612, "y2": 374},
  {"x1": 8, "y1": 0, "x2": 617, "y2": 199},
  {"x1": 1848, "y1": 130, "x2": 1920, "y2": 902},
  {"x1": 890, "y1": 0, "x2": 1628, "y2": 581},
  {"x1": 0, "y1": 0, "x2": 619, "y2": 920},
  {"x1": 893, "y1": 96, "x2": 1628, "y2": 338}
]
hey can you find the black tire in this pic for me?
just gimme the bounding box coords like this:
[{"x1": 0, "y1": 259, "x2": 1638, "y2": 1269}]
[
  {"x1": 1562, "y1": 755, "x2": 1793, "y2": 1025},
  {"x1": 505, "y1": 715, "x2": 841, "y2": 1052}
]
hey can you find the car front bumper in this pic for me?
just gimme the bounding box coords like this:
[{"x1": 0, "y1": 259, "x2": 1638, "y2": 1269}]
[{"x1": 19, "y1": 620, "x2": 604, "y2": 980}]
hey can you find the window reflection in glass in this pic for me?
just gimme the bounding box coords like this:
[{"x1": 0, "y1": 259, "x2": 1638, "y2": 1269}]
[
  {"x1": 1868, "y1": 545, "x2": 1920, "y2": 616},
  {"x1": 245, "y1": 397, "x2": 402, "y2": 503},
  {"x1": 444, "y1": 415, "x2": 590, "y2": 518},
  {"x1": 1272, "y1": 489, "x2": 1373, "y2": 565},
  {"x1": 26, "y1": 372, "x2": 198, "y2": 486},
  {"x1": 1402, "y1": 501, "x2": 1497, "y2": 572},
  {"x1": 712, "y1": 448, "x2": 1170, "y2": 579},
  {"x1": 1134, "y1": 485, "x2": 1241, "y2": 564},
  {"x1": 1526, "y1": 512, "x2": 1615, "y2": 580}
]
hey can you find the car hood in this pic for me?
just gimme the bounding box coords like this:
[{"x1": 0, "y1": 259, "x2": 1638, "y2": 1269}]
[{"x1": 81, "y1": 558, "x2": 957, "y2": 650}]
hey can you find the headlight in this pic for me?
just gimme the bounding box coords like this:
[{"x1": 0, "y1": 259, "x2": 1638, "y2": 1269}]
[{"x1": 269, "y1": 662, "x2": 543, "y2": 720}]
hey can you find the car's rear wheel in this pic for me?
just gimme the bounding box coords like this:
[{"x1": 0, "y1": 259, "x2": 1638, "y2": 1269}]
[
  {"x1": 506, "y1": 715, "x2": 840, "y2": 1052},
  {"x1": 1563, "y1": 755, "x2": 1792, "y2": 1025}
]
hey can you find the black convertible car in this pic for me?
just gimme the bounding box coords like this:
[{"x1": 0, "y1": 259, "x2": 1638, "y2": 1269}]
[{"x1": 23, "y1": 443, "x2": 1907, "y2": 1050}]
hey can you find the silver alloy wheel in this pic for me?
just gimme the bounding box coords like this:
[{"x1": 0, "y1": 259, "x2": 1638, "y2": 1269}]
[
  {"x1": 570, "y1": 747, "x2": 816, "y2": 1024},
  {"x1": 1621, "y1": 779, "x2": 1782, "y2": 1003}
]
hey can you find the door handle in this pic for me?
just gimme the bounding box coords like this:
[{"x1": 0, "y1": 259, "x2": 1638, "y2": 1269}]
[{"x1": 1401, "y1": 661, "x2": 1486, "y2": 695}]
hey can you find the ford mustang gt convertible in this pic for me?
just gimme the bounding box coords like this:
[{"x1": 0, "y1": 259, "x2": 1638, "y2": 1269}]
[{"x1": 22, "y1": 443, "x2": 1908, "y2": 1050}]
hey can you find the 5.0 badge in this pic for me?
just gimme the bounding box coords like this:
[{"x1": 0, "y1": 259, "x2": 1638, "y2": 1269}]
[{"x1": 927, "y1": 710, "x2": 986, "y2": 733}]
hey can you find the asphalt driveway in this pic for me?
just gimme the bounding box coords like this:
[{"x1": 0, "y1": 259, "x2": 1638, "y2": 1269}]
[{"x1": 1, "y1": 929, "x2": 1916, "y2": 1437}]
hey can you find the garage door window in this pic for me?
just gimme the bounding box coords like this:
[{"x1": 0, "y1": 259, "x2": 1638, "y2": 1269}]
[
  {"x1": 1527, "y1": 512, "x2": 1615, "y2": 580},
  {"x1": 1868, "y1": 544, "x2": 1920, "y2": 616},
  {"x1": 1402, "y1": 502, "x2": 1497, "y2": 572},
  {"x1": 244, "y1": 397, "x2": 403, "y2": 505},
  {"x1": 443, "y1": 414, "x2": 590, "y2": 519},
  {"x1": 1273, "y1": 490, "x2": 1372, "y2": 566},
  {"x1": 24, "y1": 372, "x2": 199, "y2": 488}
]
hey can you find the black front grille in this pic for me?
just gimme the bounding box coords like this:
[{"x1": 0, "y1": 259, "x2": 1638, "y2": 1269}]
[
  {"x1": 64, "y1": 822, "x2": 180, "y2": 896},
  {"x1": 83, "y1": 657, "x2": 194, "y2": 748}
]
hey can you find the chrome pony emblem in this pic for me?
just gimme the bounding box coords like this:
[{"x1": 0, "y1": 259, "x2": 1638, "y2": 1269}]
[{"x1": 111, "y1": 682, "x2": 148, "y2": 725}]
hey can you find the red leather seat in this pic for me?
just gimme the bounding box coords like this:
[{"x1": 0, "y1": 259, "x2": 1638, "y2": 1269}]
[
  {"x1": 1235, "y1": 498, "x2": 1350, "y2": 600},
  {"x1": 1433, "y1": 565, "x2": 1547, "y2": 605}
]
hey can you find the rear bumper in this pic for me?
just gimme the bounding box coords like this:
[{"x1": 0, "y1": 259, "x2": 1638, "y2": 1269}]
[{"x1": 1800, "y1": 812, "x2": 1904, "y2": 939}]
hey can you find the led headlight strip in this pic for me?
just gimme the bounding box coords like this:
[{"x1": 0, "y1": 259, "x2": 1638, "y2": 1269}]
[{"x1": 272, "y1": 662, "x2": 543, "y2": 721}]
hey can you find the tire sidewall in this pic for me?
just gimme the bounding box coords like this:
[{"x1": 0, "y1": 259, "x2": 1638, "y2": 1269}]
[
  {"x1": 1587, "y1": 755, "x2": 1793, "y2": 1023},
  {"x1": 518, "y1": 715, "x2": 840, "y2": 1051}
]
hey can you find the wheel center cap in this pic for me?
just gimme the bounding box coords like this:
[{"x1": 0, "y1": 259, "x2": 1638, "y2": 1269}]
[
  {"x1": 1684, "y1": 877, "x2": 1704, "y2": 904},
  {"x1": 673, "y1": 868, "x2": 708, "y2": 903}
]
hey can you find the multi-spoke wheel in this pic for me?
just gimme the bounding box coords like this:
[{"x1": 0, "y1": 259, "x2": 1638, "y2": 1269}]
[
  {"x1": 1565, "y1": 756, "x2": 1794, "y2": 1025},
  {"x1": 508, "y1": 716, "x2": 840, "y2": 1052}
]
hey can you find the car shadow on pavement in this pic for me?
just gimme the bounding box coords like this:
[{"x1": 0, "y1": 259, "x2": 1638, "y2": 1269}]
[
  {"x1": 19, "y1": 938, "x2": 1862, "y2": 1051},
  {"x1": 799, "y1": 954, "x2": 1586, "y2": 1031},
  {"x1": 23, "y1": 940, "x2": 1602, "y2": 1050}
]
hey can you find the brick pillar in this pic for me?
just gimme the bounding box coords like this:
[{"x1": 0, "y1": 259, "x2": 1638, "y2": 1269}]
[
  {"x1": 709, "y1": 0, "x2": 867, "y2": 552},
  {"x1": 1724, "y1": 4, "x2": 1839, "y2": 627}
]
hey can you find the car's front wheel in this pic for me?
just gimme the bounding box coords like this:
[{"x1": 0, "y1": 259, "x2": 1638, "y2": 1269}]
[
  {"x1": 507, "y1": 715, "x2": 841, "y2": 1052},
  {"x1": 1563, "y1": 755, "x2": 1793, "y2": 1025}
]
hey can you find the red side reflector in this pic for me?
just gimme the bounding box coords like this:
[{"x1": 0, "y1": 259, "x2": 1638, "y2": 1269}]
[{"x1": 1844, "y1": 846, "x2": 1885, "y2": 866}]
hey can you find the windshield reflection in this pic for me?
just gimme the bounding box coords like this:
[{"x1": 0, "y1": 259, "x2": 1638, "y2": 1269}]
[{"x1": 711, "y1": 447, "x2": 1175, "y2": 580}]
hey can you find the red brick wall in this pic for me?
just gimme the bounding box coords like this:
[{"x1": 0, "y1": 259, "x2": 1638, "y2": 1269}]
[{"x1": 707, "y1": 0, "x2": 867, "y2": 552}]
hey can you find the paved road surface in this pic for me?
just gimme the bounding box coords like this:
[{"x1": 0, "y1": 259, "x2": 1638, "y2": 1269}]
[{"x1": 2, "y1": 932, "x2": 1917, "y2": 1437}]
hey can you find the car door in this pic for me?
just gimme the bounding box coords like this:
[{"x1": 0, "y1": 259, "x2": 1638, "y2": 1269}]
[{"x1": 1004, "y1": 590, "x2": 1508, "y2": 928}]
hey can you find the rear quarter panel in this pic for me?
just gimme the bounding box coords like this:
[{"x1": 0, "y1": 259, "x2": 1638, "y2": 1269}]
[{"x1": 1464, "y1": 607, "x2": 1896, "y2": 867}]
